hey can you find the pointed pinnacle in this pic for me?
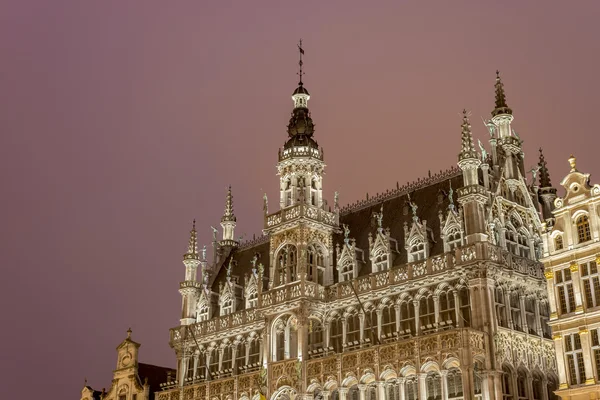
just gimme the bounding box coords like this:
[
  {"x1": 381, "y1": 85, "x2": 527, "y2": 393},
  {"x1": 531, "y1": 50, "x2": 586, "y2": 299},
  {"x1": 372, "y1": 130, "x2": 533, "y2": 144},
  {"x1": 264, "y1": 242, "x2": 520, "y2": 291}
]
[
  {"x1": 184, "y1": 219, "x2": 199, "y2": 260},
  {"x1": 492, "y1": 70, "x2": 512, "y2": 117},
  {"x1": 221, "y1": 186, "x2": 236, "y2": 223},
  {"x1": 459, "y1": 109, "x2": 476, "y2": 158},
  {"x1": 538, "y1": 148, "x2": 552, "y2": 187}
]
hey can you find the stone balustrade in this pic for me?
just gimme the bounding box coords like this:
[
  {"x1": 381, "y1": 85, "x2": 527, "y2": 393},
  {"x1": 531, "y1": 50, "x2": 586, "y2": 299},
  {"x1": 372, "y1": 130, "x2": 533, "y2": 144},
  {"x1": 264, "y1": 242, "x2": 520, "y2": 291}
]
[{"x1": 265, "y1": 203, "x2": 338, "y2": 229}]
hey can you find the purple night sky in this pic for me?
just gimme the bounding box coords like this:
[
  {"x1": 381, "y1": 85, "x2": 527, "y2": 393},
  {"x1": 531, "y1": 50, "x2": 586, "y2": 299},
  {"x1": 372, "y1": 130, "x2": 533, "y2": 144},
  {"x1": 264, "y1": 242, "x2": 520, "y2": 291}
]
[{"x1": 1, "y1": 1, "x2": 599, "y2": 398}]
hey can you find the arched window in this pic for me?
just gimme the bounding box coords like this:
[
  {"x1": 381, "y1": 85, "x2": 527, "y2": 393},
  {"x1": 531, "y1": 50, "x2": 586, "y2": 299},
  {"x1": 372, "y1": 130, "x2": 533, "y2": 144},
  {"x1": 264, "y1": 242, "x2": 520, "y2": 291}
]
[
  {"x1": 426, "y1": 372, "x2": 442, "y2": 400},
  {"x1": 525, "y1": 296, "x2": 537, "y2": 335},
  {"x1": 381, "y1": 304, "x2": 397, "y2": 337},
  {"x1": 284, "y1": 179, "x2": 293, "y2": 207},
  {"x1": 419, "y1": 295, "x2": 435, "y2": 333},
  {"x1": 347, "y1": 386, "x2": 360, "y2": 400},
  {"x1": 447, "y1": 368, "x2": 463, "y2": 399},
  {"x1": 405, "y1": 375, "x2": 419, "y2": 400},
  {"x1": 386, "y1": 380, "x2": 400, "y2": 400},
  {"x1": 438, "y1": 290, "x2": 456, "y2": 328},
  {"x1": 307, "y1": 318, "x2": 324, "y2": 355},
  {"x1": 459, "y1": 287, "x2": 471, "y2": 327},
  {"x1": 547, "y1": 375, "x2": 559, "y2": 400},
  {"x1": 531, "y1": 372, "x2": 544, "y2": 400},
  {"x1": 473, "y1": 361, "x2": 484, "y2": 400},
  {"x1": 399, "y1": 301, "x2": 415, "y2": 336},
  {"x1": 220, "y1": 345, "x2": 233, "y2": 376},
  {"x1": 502, "y1": 365, "x2": 514, "y2": 400},
  {"x1": 577, "y1": 215, "x2": 591, "y2": 243},
  {"x1": 221, "y1": 296, "x2": 233, "y2": 316},
  {"x1": 410, "y1": 240, "x2": 426, "y2": 262},
  {"x1": 197, "y1": 302, "x2": 209, "y2": 322},
  {"x1": 494, "y1": 286, "x2": 507, "y2": 328},
  {"x1": 329, "y1": 315, "x2": 343, "y2": 353},
  {"x1": 516, "y1": 369, "x2": 528, "y2": 400},
  {"x1": 247, "y1": 338, "x2": 260, "y2": 366},
  {"x1": 310, "y1": 178, "x2": 319, "y2": 206},
  {"x1": 340, "y1": 258, "x2": 355, "y2": 281},
  {"x1": 509, "y1": 291, "x2": 522, "y2": 332},
  {"x1": 554, "y1": 235, "x2": 564, "y2": 251},
  {"x1": 208, "y1": 348, "x2": 219, "y2": 376},
  {"x1": 446, "y1": 228, "x2": 462, "y2": 251},
  {"x1": 272, "y1": 315, "x2": 298, "y2": 361},
  {"x1": 373, "y1": 249, "x2": 389, "y2": 272},
  {"x1": 346, "y1": 311, "x2": 361, "y2": 346},
  {"x1": 276, "y1": 245, "x2": 298, "y2": 286},
  {"x1": 247, "y1": 289, "x2": 258, "y2": 308},
  {"x1": 307, "y1": 245, "x2": 325, "y2": 284}
]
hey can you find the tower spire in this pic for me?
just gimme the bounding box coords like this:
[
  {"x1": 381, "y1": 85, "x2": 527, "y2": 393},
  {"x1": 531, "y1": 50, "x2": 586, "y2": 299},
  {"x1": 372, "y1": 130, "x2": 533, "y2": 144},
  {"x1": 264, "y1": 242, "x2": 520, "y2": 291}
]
[
  {"x1": 183, "y1": 219, "x2": 199, "y2": 260},
  {"x1": 538, "y1": 148, "x2": 552, "y2": 188},
  {"x1": 221, "y1": 186, "x2": 236, "y2": 223},
  {"x1": 492, "y1": 70, "x2": 512, "y2": 117},
  {"x1": 459, "y1": 109, "x2": 477, "y2": 160}
]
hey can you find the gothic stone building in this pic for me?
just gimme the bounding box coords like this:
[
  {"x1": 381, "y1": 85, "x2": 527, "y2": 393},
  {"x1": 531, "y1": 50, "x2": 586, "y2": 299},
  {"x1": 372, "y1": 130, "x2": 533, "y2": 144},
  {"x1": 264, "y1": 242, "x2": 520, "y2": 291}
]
[
  {"x1": 540, "y1": 155, "x2": 600, "y2": 399},
  {"x1": 157, "y1": 69, "x2": 562, "y2": 400}
]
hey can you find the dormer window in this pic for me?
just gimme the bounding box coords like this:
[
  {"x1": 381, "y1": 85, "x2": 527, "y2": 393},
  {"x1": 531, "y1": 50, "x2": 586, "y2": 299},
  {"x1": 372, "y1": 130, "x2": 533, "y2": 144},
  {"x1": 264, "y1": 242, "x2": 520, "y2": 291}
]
[
  {"x1": 247, "y1": 290, "x2": 258, "y2": 308},
  {"x1": 577, "y1": 215, "x2": 591, "y2": 243},
  {"x1": 340, "y1": 259, "x2": 354, "y2": 281},
  {"x1": 446, "y1": 228, "x2": 462, "y2": 251},
  {"x1": 409, "y1": 241, "x2": 426, "y2": 262},
  {"x1": 554, "y1": 235, "x2": 564, "y2": 251},
  {"x1": 197, "y1": 303, "x2": 209, "y2": 322},
  {"x1": 221, "y1": 297, "x2": 233, "y2": 316}
]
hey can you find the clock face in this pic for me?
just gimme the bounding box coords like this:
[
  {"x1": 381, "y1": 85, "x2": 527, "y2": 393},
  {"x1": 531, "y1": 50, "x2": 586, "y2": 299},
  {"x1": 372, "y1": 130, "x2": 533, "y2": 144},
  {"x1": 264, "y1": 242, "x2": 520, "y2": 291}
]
[{"x1": 121, "y1": 353, "x2": 132, "y2": 367}]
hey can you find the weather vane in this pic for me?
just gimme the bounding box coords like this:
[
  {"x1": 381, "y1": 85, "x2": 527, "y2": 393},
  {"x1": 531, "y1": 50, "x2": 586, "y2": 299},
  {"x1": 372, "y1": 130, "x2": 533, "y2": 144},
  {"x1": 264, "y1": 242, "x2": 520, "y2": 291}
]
[{"x1": 297, "y1": 39, "x2": 305, "y2": 84}]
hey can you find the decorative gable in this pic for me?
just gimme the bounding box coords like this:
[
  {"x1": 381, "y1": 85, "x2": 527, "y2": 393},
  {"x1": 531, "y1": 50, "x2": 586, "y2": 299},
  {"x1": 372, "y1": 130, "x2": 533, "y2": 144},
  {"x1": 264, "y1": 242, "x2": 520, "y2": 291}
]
[{"x1": 336, "y1": 224, "x2": 365, "y2": 281}]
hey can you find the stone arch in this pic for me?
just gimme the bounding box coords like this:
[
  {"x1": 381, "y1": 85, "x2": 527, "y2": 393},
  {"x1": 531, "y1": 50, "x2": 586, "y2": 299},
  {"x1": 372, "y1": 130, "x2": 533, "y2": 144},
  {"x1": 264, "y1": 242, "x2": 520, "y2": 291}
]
[
  {"x1": 359, "y1": 369, "x2": 376, "y2": 384},
  {"x1": 306, "y1": 379, "x2": 322, "y2": 394},
  {"x1": 399, "y1": 364, "x2": 417, "y2": 377},
  {"x1": 323, "y1": 377, "x2": 339, "y2": 391},
  {"x1": 341, "y1": 374, "x2": 359, "y2": 388},
  {"x1": 379, "y1": 366, "x2": 398, "y2": 381},
  {"x1": 420, "y1": 360, "x2": 440, "y2": 373},
  {"x1": 442, "y1": 356, "x2": 461, "y2": 370},
  {"x1": 271, "y1": 385, "x2": 297, "y2": 400}
]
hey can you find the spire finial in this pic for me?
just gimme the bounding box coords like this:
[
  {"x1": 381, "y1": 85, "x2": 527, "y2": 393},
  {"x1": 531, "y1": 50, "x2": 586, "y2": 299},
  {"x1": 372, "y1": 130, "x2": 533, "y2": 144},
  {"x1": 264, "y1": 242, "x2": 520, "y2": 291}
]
[
  {"x1": 221, "y1": 186, "x2": 236, "y2": 223},
  {"x1": 184, "y1": 219, "x2": 199, "y2": 260},
  {"x1": 492, "y1": 70, "x2": 512, "y2": 116},
  {"x1": 459, "y1": 109, "x2": 476, "y2": 159},
  {"x1": 297, "y1": 39, "x2": 305, "y2": 85},
  {"x1": 127, "y1": 327, "x2": 132, "y2": 338},
  {"x1": 538, "y1": 148, "x2": 552, "y2": 187},
  {"x1": 568, "y1": 154, "x2": 577, "y2": 172}
]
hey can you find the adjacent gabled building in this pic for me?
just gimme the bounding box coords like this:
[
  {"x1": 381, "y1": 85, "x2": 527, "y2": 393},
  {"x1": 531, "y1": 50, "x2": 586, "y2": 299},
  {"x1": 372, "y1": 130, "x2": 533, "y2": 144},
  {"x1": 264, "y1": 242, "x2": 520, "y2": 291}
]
[{"x1": 541, "y1": 155, "x2": 600, "y2": 399}]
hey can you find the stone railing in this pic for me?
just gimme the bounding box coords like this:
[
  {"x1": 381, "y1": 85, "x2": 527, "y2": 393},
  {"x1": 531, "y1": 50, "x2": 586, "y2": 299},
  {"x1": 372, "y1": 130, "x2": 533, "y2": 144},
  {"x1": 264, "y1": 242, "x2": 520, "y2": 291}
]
[
  {"x1": 279, "y1": 146, "x2": 323, "y2": 161},
  {"x1": 260, "y1": 280, "x2": 325, "y2": 307},
  {"x1": 265, "y1": 203, "x2": 338, "y2": 229}
]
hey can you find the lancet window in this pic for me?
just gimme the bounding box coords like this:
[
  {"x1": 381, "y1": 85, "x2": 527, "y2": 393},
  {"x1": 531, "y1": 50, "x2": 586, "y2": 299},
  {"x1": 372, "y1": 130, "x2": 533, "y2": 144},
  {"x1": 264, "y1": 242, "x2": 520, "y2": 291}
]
[
  {"x1": 445, "y1": 227, "x2": 463, "y2": 251},
  {"x1": 525, "y1": 296, "x2": 537, "y2": 334},
  {"x1": 220, "y1": 295, "x2": 233, "y2": 316},
  {"x1": 329, "y1": 315, "x2": 343, "y2": 352},
  {"x1": 419, "y1": 294, "x2": 436, "y2": 332},
  {"x1": 473, "y1": 361, "x2": 484, "y2": 400},
  {"x1": 307, "y1": 244, "x2": 325, "y2": 284},
  {"x1": 307, "y1": 318, "x2": 324, "y2": 353},
  {"x1": 516, "y1": 368, "x2": 528, "y2": 400},
  {"x1": 208, "y1": 348, "x2": 219, "y2": 376},
  {"x1": 220, "y1": 345, "x2": 233, "y2": 374},
  {"x1": 310, "y1": 178, "x2": 318, "y2": 206},
  {"x1": 509, "y1": 291, "x2": 522, "y2": 332},
  {"x1": 426, "y1": 372, "x2": 442, "y2": 400},
  {"x1": 248, "y1": 338, "x2": 261, "y2": 365},
  {"x1": 276, "y1": 244, "x2": 298, "y2": 286},
  {"x1": 197, "y1": 302, "x2": 209, "y2": 322},
  {"x1": 380, "y1": 303, "x2": 397, "y2": 337},
  {"x1": 447, "y1": 368, "x2": 463, "y2": 400},
  {"x1": 345, "y1": 311, "x2": 361, "y2": 345},
  {"x1": 399, "y1": 300, "x2": 416, "y2": 335},
  {"x1": 458, "y1": 287, "x2": 471, "y2": 327},
  {"x1": 501, "y1": 365, "x2": 514, "y2": 399},
  {"x1": 272, "y1": 315, "x2": 298, "y2": 361},
  {"x1": 576, "y1": 215, "x2": 591, "y2": 243},
  {"x1": 438, "y1": 290, "x2": 456, "y2": 328},
  {"x1": 283, "y1": 179, "x2": 293, "y2": 207},
  {"x1": 247, "y1": 289, "x2": 258, "y2": 308},
  {"x1": 409, "y1": 239, "x2": 426, "y2": 262},
  {"x1": 532, "y1": 372, "x2": 544, "y2": 400},
  {"x1": 405, "y1": 376, "x2": 419, "y2": 400},
  {"x1": 494, "y1": 287, "x2": 508, "y2": 328},
  {"x1": 339, "y1": 258, "x2": 355, "y2": 281}
]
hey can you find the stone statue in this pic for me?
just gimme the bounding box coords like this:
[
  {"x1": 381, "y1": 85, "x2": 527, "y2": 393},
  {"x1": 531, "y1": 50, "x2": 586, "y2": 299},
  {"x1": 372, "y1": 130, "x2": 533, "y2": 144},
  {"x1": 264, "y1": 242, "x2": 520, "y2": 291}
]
[
  {"x1": 478, "y1": 139, "x2": 488, "y2": 162},
  {"x1": 210, "y1": 226, "x2": 218, "y2": 241},
  {"x1": 334, "y1": 191, "x2": 339, "y2": 210},
  {"x1": 258, "y1": 263, "x2": 264, "y2": 276},
  {"x1": 373, "y1": 205, "x2": 383, "y2": 231},
  {"x1": 343, "y1": 224, "x2": 350, "y2": 243},
  {"x1": 529, "y1": 166, "x2": 540, "y2": 186},
  {"x1": 482, "y1": 117, "x2": 496, "y2": 137},
  {"x1": 512, "y1": 128, "x2": 523, "y2": 144},
  {"x1": 201, "y1": 245, "x2": 207, "y2": 261},
  {"x1": 251, "y1": 253, "x2": 258, "y2": 268},
  {"x1": 226, "y1": 258, "x2": 233, "y2": 279},
  {"x1": 263, "y1": 193, "x2": 268, "y2": 214}
]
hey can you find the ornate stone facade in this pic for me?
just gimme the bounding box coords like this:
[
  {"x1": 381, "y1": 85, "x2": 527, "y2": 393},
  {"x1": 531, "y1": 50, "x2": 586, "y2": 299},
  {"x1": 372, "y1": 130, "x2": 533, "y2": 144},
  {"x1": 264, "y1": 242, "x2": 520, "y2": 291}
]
[
  {"x1": 158, "y1": 65, "x2": 561, "y2": 400},
  {"x1": 541, "y1": 155, "x2": 600, "y2": 399}
]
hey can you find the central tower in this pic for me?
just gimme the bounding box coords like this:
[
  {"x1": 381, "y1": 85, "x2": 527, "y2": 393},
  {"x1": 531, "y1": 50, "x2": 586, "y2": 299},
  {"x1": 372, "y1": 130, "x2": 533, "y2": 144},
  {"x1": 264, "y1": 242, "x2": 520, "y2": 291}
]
[{"x1": 264, "y1": 42, "x2": 339, "y2": 292}]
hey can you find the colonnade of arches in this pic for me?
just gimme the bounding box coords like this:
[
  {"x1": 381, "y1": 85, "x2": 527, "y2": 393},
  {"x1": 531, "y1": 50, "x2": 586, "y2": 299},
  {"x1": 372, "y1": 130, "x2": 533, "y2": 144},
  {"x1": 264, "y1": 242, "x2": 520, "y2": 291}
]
[{"x1": 271, "y1": 282, "x2": 471, "y2": 362}]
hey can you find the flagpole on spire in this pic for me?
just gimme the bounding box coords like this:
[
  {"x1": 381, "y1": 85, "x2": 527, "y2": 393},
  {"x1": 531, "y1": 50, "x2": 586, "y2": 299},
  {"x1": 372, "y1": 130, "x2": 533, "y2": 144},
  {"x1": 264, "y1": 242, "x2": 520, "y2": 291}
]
[{"x1": 297, "y1": 39, "x2": 305, "y2": 85}]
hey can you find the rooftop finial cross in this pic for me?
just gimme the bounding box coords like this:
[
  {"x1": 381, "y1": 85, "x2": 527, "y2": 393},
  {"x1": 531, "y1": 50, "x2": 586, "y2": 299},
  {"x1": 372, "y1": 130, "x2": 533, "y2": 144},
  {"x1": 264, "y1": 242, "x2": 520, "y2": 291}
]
[{"x1": 297, "y1": 39, "x2": 305, "y2": 84}]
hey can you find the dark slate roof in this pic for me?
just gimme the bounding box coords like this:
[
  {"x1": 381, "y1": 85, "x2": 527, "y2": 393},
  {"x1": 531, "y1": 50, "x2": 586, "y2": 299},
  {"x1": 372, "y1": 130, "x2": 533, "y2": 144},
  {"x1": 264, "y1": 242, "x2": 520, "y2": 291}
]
[
  {"x1": 138, "y1": 363, "x2": 176, "y2": 400},
  {"x1": 211, "y1": 240, "x2": 271, "y2": 294},
  {"x1": 292, "y1": 84, "x2": 310, "y2": 96},
  {"x1": 334, "y1": 172, "x2": 464, "y2": 280}
]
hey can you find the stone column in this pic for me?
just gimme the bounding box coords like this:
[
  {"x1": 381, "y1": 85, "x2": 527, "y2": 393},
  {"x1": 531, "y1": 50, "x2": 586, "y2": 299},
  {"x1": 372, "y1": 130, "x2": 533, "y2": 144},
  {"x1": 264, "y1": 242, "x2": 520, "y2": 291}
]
[
  {"x1": 359, "y1": 312, "x2": 365, "y2": 342},
  {"x1": 192, "y1": 353, "x2": 199, "y2": 380},
  {"x1": 179, "y1": 356, "x2": 188, "y2": 386},
  {"x1": 553, "y1": 334, "x2": 569, "y2": 389},
  {"x1": 503, "y1": 289, "x2": 513, "y2": 329},
  {"x1": 395, "y1": 305, "x2": 401, "y2": 333},
  {"x1": 579, "y1": 328, "x2": 596, "y2": 385},
  {"x1": 570, "y1": 262, "x2": 584, "y2": 314},
  {"x1": 358, "y1": 384, "x2": 367, "y2": 400},
  {"x1": 398, "y1": 378, "x2": 406, "y2": 400},
  {"x1": 418, "y1": 373, "x2": 427, "y2": 400},
  {"x1": 433, "y1": 296, "x2": 440, "y2": 329},
  {"x1": 376, "y1": 381, "x2": 386, "y2": 400},
  {"x1": 453, "y1": 290, "x2": 461, "y2": 328},
  {"x1": 519, "y1": 293, "x2": 528, "y2": 333},
  {"x1": 324, "y1": 322, "x2": 331, "y2": 349},
  {"x1": 545, "y1": 271, "x2": 558, "y2": 320},
  {"x1": 339, "y1": 387, "x2": 349, "y2": 400},
  {"x1": 376, "y1": 309, "x2": 383, "y2": 339},
  {"x1": 414, "y1": 300, "x2": 420, "y2": 335},
  {"x1": 246, "y1": 340, "x2": 252, "y2": 365},
  {"x1": 533, "y1": 297, "x2": 542, "y2": 336},
  {"x1": 342, "y1": 316, "x2": 348, "y2": 346},
  {"x1": 205, "y1": 352, "x2": 212, "y2": 380},
  {"x1": 321, "y1": 391, "x2": 330, "y2": 400},
  {"x1": 218, "y1": 348, "x2": 224, "y2": 372},
  {"x1": 440, "y1": 371, "x2": 448, "y2": 400},
  {"x1": 541, "y1": 377, "x2": 549, "y2": 400}
]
